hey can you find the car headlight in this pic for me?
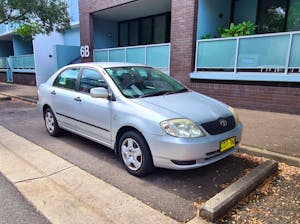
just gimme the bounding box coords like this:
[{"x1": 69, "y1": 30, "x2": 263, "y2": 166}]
[
  {"x1": 229, "y1": 106, "x2": 240, "y2": 125},
  {"x1": 160, "y1": 119, "x2": 205, "y2": 138}
]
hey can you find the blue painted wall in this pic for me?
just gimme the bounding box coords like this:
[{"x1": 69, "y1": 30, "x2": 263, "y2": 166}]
[
  {"x1": 197, "y1": 0, "x2": 232, "y2": 39},
  {"x1": 12, "y1": 36, "x2": 33, "y2": 55},
  {"x1": 93, "y1": 19, "x2": 118, "y2": 49},
  {"x1": 0, "y1": 41, "x2": 13, "y2": 56},
  {"x1": 64, "y1": 26, "x2": 80, "y2": 46},
  {"x1": 233, "y1": 0, "x2": 258, "y2": 24},
  {"x1": 55, "y1": 45, "x2": 80, "y2": 69}
]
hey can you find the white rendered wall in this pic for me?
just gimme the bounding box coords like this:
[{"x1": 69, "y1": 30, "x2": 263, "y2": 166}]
[{"x1": 33, "y1": 32, "x2": 64, "y2": 86}]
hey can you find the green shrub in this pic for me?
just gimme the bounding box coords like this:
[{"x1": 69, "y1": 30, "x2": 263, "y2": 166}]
[
  {"x1": 220, "y1": 21, "x2": 256, "y2": 38},
  {"x1": 201, "y1": 34, "x2": 212, "y2": 39}
]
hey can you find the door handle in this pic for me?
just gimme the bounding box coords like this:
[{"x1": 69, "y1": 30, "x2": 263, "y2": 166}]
[
  {"x1": 50, "y1": 90, "x2": 56, "y2": 95},
  {"x1": 74, "y1": 97, "x2": 82, "y2": 102}
]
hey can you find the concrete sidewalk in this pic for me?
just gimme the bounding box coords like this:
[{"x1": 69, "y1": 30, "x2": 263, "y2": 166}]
[
  {"x1": 0, "y1": 82, "x2": 37, "y2": 103},
  {"x1": 0, "y1": 125, "x2": 187, "y2": 224},
  {"x1": 0, "y1": 82, "x2": 299, "y2": 166}
]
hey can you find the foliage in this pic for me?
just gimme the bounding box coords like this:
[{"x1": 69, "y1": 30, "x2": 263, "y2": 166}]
[
  {"x1": 220, "y1": 21, "x2": 256, "y2": 38},
  {"x1": 201, "y1": 34, "x2": 212, "y2": 39},
  {"x1": 0, "y1": 0, "x2": 71, "y2": 40},
  {"x1": 239, "y1": 21, "x2": 257, "y2": 35},
  {"x1": 258, "y1": 6, "x2": 286, "y2": 33},
  {"x1": 218, "y1": 26, "x2": 226, "y2": 37}
]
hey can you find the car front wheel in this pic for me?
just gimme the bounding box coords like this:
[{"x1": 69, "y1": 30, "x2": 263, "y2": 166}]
[
  {"x1": 119, "y1": 131, "x2": 154, "y2": 176},
  {"x1": 44, "y1": 107, "x2": 62, "y2": 137}
]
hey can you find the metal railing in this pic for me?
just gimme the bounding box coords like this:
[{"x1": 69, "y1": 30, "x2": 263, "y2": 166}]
[
  {"x1": 195, "y1": 31, "x2": 300, "y2": 75},
  {"x1": 0, "y1": 57, "x2": 9, "y2": 70},
  {"x1": 94, "y1": 43, "x2": 171, "y2": 74},
  {"x1": 10, "y1": 54, "x2": 35, "y2": 72}
]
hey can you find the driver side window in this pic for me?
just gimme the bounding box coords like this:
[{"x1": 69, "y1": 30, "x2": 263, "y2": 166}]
[{"x1": 79, "y1": 69, "x2": 108, "y2": 93}]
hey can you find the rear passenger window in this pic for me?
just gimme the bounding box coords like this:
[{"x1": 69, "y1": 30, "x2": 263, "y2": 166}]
[
  {"x1": 79, "y1": 69, "x2": 108, "y2": 93},
  {"x1": 53, "y1": 68, "x2": 79, "y2": 90}
]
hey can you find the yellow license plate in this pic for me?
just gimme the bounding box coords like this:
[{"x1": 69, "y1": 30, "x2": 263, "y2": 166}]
[{"x1": 220, "y1": 137, "x2": 236, "y2": 152}]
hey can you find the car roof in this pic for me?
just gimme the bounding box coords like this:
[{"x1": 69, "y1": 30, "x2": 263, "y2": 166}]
[{"x1": 69, "y1": 62, "x2": 149, "y2": 69}]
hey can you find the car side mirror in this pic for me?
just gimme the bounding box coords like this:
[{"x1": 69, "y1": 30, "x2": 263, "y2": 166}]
[{"x1": 90, "y1": 87, "x2": 109, "y2": 99}]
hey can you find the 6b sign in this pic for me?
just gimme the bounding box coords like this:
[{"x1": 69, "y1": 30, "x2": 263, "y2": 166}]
[{"x1": 80, "y1": 45, "x2": 90, "y2": 58}]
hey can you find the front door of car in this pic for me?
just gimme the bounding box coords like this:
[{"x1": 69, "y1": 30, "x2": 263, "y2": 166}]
[
  {"x1": 73, "y1": 68, "x2": 112, "y2": 147},
  {"x1": 50, "y1": 68, "x2": 80, "y2": 130}
]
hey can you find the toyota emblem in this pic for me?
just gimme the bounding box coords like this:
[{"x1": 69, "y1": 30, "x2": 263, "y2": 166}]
[{"x1": 219, "y1": 119, "x2": 228, "y2": 127}]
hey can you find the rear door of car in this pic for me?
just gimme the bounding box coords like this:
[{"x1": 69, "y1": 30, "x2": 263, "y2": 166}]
[
  {"x1": 49, "y1": 67, "x2": 80, "y2": 130},
  {"x1": 72, "y1": 68, "x2": 112, "y2": 147}
]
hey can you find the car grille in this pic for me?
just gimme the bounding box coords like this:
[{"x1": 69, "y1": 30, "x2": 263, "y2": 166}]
[{"x1": 201, "y1": 116, "x2": 235, "y2": 135}]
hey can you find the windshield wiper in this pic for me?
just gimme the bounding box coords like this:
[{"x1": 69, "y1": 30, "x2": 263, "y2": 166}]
[
  {"x1": 139, "y1": 89, "x2": 189, "y2": 98},
  {"x1": 173, "y1": 88, "x2": 189, "y2": 94},
  {"x1": 139, "y1": 90, "x2": 173, "y2": 98}
]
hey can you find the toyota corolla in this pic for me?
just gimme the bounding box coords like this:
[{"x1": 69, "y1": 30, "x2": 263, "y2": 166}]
[{"x1": 38, "y1": 62, "x2": 242, "y2": 176}]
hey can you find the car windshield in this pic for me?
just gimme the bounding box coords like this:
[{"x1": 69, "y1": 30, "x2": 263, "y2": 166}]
[{"x1": 104, "y1": 66, "x2": 188, "y2": 98}]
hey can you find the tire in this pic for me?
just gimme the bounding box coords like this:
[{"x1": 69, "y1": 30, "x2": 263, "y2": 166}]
[
  {"x1": 44, "y1": 107, "x2": 63, "y2": 137},
  {"x1": 119, "y1": 131, "x2": 154, "y2": 176}
]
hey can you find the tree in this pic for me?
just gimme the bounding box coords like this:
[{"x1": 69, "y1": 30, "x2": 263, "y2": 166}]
[{"x1": 0, "y1": 0, "x2": 71, "y2": 40}]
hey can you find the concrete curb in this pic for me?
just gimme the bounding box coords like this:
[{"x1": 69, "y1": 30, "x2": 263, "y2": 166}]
[
  {"x1": 200, "y1": 160, "x2": 278, "y2": 222},
  {"x1": 240, "y1": 145, "x2": 300, "y2": 167},
  {"x1": 0, "y1": 92, "x2": 37, "y2": 104},
  {"x1": 0, "y1": 95, "x2": 11, "y2": 101}
]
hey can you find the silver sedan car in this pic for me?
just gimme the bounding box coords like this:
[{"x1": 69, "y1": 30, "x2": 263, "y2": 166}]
[{"x1": 38, "y1": 62, "x2": 242, "y2": 176}]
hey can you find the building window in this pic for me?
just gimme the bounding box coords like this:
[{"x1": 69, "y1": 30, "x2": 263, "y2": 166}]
[
  {"x1": 140, "y1": 17, "x2": 152, "y2": 45},
  {"x1": 257, "y1": 0, "x2": 288, "y2": 33},
  {"x1": 153, "y1": 15, "x2": 168, "y2": 44},
  {"x1": 129, "y1": 20, "x2": 139, "y2": 46},
  {"x1": 118, "y1": 13, "x2": 170, "y2": 47},
  {"x1": 287, "y1": 0, "x2": 300, "y2": 31},
  {"x1": 119, "y1": 22, "x2": 129, "y2": 47},
  {"x1": 232, "y1": 0, "x2": 300, "y2": 34}
]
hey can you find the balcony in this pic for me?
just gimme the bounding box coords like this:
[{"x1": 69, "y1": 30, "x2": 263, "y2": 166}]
[
  {"x1": 94, "y1": 43, "x2": 171, "y2": 74},
  {"x1": 0, "y1": 57, "x2": 9, "y2": 71},
  {"x1": 10, "y1": 54, "x2": 35, "y2": 73},
  {"x1": 191, "y1": 31, "x2": 300, "y2": 82}
]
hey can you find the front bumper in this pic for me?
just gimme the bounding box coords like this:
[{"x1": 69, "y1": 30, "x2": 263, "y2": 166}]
[{"x1": 145, "y1": 124, "x2": 243, "y2": 170}]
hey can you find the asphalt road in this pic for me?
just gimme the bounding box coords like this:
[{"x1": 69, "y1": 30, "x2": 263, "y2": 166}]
[
  {"x1": 0, "y1": 172, "x2": 50, "y2": 224},
  {"x1": 0, "y1": 100, "x2": 259, "y2": 222}
]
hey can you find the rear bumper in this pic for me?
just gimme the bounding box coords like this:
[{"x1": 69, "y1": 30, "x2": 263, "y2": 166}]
[{"x1": 145, "y1": 124, "x2": 243, "y2": 170}]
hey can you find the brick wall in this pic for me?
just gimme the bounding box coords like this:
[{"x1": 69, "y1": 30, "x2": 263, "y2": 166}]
[
  {"x1": 170, "y1": 0, "x2": 198, "y2": 86},
  {"x1": 190, "y1": 81, "x2": 300, "y2": 114},
  {"x1": 12, "y1": 73, "x2": 36, "y2": 86},
  {"x1": 0, "y1": 72, "x2": 6, "y2": 82}
]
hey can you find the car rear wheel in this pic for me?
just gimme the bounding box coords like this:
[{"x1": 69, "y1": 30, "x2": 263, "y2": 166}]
[
  {"x1": 44, "y1": 108, "x2": 62, "y2": 137},
  {"x1": 119, "y1": 131, "x2": 154, "y2": 176}
]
